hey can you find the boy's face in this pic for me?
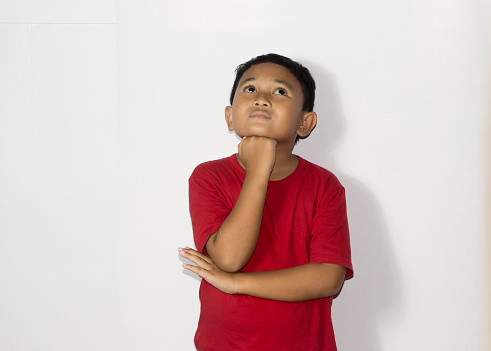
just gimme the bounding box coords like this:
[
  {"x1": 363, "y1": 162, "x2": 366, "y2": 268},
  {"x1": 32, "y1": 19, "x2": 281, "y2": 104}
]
[{"x1": 225, "y1": 63, "x2": 311, "y2": 144}]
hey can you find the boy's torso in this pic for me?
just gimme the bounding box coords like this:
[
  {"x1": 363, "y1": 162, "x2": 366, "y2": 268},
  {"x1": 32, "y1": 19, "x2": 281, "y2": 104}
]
[{"x1": 190, "y1": 154, "x2": 351, "y2": 351}]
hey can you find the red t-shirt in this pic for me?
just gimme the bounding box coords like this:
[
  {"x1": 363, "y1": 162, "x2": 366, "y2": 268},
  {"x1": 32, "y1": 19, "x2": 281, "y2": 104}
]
[{"x1": 189, "y1": 155, "x2": 353, "y2": 351}]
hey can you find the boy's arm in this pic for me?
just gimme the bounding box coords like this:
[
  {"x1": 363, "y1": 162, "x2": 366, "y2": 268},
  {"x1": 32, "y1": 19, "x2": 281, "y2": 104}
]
[
  {"x1": 179, "y1": 247, "x2": 346, "y2": 302},
  {"x1": 235, "y1": 263, "x2": 346, "y2": 301},
  {"x1": 204, "y1": 136, "x2": 276, "y2": 273}
]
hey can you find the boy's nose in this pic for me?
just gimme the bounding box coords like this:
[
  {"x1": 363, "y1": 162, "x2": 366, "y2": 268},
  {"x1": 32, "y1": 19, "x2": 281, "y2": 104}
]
[{"x1": 254, "y1": 94, "x2": 270, "y2": 107}]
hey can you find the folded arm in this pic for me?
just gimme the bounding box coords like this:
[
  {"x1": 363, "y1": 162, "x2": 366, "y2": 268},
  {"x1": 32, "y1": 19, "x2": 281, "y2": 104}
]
[{"x1": 179, "y1": 247, "x2": 346, "y2": 302}]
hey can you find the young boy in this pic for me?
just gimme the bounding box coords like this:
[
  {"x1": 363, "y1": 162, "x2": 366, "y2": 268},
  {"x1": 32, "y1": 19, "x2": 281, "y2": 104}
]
[{"x1": 178, "y1": 53, "x2": 353, "y2": 351}]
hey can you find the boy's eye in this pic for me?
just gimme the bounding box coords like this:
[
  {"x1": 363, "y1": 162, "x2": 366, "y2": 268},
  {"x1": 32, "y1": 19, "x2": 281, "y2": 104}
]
[
  {"x1": 274, "y1": 88, "x2": 287, "y2": 96},
  {"x1": 244, "y1": 86, "x2": 256, "y2": 93}
]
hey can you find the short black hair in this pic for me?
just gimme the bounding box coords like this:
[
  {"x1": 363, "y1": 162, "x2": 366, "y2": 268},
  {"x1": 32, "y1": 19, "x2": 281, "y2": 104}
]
[{"x1": 229, "y1": 53, "x2": 316, "y2": 112}]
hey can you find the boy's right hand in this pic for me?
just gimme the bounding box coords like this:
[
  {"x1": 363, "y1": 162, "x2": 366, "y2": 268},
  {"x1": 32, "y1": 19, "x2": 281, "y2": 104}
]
[
  {"x1": 238, "y1": 136, "x2": 277, "y2": 176},
  {"x1": 204, "y1": 135, "x2": 275, "y2": 272}
]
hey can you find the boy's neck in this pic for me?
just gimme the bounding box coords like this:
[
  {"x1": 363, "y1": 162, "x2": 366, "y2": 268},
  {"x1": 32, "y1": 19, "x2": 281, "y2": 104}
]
[
  {"x1": 269, "y1": 152, "x2": 299, "y2": 181},
  {"x1": 235, "y1": 139, "x2": 299, "y2": 181}
]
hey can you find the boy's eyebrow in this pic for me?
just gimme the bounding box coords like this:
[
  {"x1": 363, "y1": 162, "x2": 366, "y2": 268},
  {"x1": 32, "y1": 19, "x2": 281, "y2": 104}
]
[
  {"x1": 273, "y1": 79, "x2": 295, "y2": 91},
  {"x1": 238, "y1": 77, "x2": 296, "y2": 91},
  {"x1": 238, "y1": 77, "x2": 256, "y2": 87}
]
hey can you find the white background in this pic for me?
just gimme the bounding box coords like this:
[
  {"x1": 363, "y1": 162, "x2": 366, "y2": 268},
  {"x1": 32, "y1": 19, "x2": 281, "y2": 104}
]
[
  {"x1": 1, "y1": 1, "x2": 490, "y2": 350},
  {"x1": 0, "y1": 1, "x2": 117, "y2": 351}
]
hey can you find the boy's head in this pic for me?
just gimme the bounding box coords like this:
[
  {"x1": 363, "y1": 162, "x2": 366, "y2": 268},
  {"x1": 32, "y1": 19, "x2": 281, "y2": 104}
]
[{"x1": 226, "y1": 54, "x2": 317, "y2": 143}]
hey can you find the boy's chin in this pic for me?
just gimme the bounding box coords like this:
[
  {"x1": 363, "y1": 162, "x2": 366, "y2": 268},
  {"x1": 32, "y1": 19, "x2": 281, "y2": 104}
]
[
  {"x1": 243, "y1": 135, "x2": 272, "y2": 140},
  {"x1": 238, "y1": 133, "x2": 274, "y2": 139}
]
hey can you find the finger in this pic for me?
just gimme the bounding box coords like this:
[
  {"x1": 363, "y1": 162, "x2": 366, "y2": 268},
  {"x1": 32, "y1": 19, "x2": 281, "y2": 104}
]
[
  {"x1": 181, "y1": 252, "x2": 211, "y2": 268},
  {"x1": 178, "y1": 246, "x2": 200, "y2": 255},
  {"x1": 179, "y1": 248, "x2": 212, "y2": 266},
  {"x1": 188, "y1": 251, "x2": 213, "y2": 265},
  {"x1": 183, "y1": 263, "x2": 203, "y2": 275},
  {"x1": 179, "y1": 247, "x2": 213, "y2": 264},
  {"x1": 183, "y1": 263, "x2": 210, "y2": 279}
]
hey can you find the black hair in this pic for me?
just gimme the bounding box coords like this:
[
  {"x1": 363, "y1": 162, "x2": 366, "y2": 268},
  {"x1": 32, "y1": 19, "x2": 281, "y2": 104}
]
[
  {"x1": 229, "y1": 53, "x2": 316, "y2": 143},
  {"x1": 230, "y1": 53, "x2": 316, "y2": 112}
]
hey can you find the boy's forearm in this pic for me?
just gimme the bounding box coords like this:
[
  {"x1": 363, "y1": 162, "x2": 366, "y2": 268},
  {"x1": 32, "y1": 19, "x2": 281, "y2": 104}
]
[
  {"x1": 205, "y1": 171, "x2": 269, "y2": 272},
  {"x1": 234, "y1": 263, "x2": 346, "y2": 302}
]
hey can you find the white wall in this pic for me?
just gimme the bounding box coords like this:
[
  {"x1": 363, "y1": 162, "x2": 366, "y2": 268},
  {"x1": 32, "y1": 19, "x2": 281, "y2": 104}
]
[
  {"x1": 1, "y1": 1, "x2": 489, "y2": 350},
  {"x1": 0, "y1": 2, "x2": 117, "y2": 351},
  {"x1": 118, "y1": 1, "x2": 490, "y2": 350}
]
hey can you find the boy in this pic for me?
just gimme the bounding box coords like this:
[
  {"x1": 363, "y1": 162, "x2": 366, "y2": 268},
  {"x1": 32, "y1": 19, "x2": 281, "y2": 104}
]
[{"x1": 178, "y1": 54, "x2": 353, "y2": 351}]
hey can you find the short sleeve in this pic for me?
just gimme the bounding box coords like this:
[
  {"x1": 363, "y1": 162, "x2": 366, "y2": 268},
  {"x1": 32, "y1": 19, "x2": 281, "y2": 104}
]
[
  {"x1": 189, "y1": 165, "x2": 233, "y2": 253},
  {"x1": 309, "y1": 187, "x2": 353, "y2": 279}
]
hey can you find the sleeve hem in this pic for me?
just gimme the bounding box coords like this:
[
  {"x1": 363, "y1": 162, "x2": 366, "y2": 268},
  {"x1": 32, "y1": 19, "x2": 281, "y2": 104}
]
[
  {"x1": 195, "y1": 224, "x2": 222, "y2": 255},
  {"x1": 309, "y1": 256, "x2": 354, "y2": 279}
]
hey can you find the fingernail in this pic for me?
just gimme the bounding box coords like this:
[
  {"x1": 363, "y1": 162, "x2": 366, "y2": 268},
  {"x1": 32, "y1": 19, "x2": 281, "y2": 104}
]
[{"x1": 185, "y1": 246, "x2": 190, "y2": 249}]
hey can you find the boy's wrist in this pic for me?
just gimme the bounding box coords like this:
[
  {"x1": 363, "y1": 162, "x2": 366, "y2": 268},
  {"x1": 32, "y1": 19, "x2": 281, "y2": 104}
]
[
  {"x1": 244, "y1": 170, "x2": 270, "y2": 186},
  {"x1": 232, "y1": 272, "x2": 247, "y2": 295}
]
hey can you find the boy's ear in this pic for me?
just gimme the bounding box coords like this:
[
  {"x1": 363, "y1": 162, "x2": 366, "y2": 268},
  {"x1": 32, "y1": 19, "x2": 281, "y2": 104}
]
[
  {"x1": 225, "y1": 106, "x2": 234, "y2": 131},
  {"x1": 297, "y1": 111, "x2": 317, "y2": 138}
]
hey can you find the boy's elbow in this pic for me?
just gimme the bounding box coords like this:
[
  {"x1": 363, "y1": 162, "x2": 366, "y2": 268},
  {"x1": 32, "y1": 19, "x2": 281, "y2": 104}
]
[
  {"x1": 218, "y1": 260, "x2": 243, "y2": 273},
  {"x1": 205, "y1": 232, "x2": 248, "y2": 273},
  {"x1": 317, "y1": 263, "x2": 346, "y2": 298},
  {"x1": 213, "y1": 254, "x2": 246, "y2": 273},
  {"x1": 327, "y1": 277, "x2": 344, "y2": 297}
]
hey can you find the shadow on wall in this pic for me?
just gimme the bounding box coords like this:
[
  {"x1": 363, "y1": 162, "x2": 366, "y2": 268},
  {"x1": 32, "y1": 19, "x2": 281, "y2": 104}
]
[{"x1": 296, "y1": 63, "x2": 404, "y2": 351}]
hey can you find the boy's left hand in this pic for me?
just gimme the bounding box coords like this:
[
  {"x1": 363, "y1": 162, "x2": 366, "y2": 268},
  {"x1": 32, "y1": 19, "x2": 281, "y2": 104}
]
[{"x1": 179, "y1": 247, "x2": 239, "y2": 295}]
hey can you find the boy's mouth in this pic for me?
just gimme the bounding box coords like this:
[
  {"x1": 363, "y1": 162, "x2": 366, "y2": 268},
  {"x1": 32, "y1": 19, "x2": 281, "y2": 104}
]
[{"x1": 250, "y1": 110, "x2": 271, "y2": 119}]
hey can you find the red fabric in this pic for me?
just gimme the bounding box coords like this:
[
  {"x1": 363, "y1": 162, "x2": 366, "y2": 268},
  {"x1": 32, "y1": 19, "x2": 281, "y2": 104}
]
[{"x1": 189, "y1": 155, "x2": 353, "y2": 351}]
